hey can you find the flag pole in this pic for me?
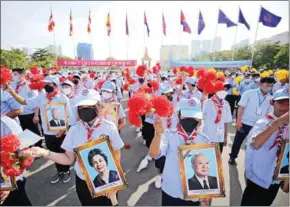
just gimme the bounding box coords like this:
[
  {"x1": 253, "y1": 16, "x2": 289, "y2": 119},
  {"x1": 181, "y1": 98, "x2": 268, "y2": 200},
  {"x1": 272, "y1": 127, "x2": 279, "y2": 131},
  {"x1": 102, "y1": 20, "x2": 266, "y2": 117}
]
[
  {"x1": 126, "y1": 9, "x2": 129, "y2": 60},
  {"x1": 178, "y1": 9, "x2": 181, "y2": 61},
  {"x1": 143, "y1": 10, "x2": 146, "y2": 59},
  {"x1": 109, "y1": 9, "x2": 112, "y2": 59},
  {"x1": 232, "y1": 6, "x2": 240, "y2": 61},
  {"x1": 211, "y1": 7, "x2": 219, "y2": 62},
  {"x1": 161, "y1": 9, "x2": 164, "y2": 47},
  {"x1": 50, "y1": 6, "x2": 58, "y2": 64},
  {"x1": 250, "y1": 5, "x2": 262, "y2": 69}
]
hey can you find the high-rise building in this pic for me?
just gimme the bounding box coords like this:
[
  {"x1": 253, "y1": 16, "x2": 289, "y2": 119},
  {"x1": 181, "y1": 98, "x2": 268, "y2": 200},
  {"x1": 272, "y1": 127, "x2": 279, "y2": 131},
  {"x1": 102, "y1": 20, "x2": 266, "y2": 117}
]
[
  {"x1": 231, "y1": 39, "x2": 250, "y2": 50},
  {"x1": 160, "y1": 45, "x2": 189, "y2": 69},
  {"x1": 77, "y1": 43, "x2": 94, "y2": 60},
  {"x1": 211, "y1": 37, "x2": 222, "y2": 52},
  {"x1": 191, "y1": 40, "x2": 201, "y2": 57},
  {"x1": 46, "y1": 45, "x2": 63, "y2": 56},
  {"x1": 191, "y1": 37, "x2": 222, "y2": 57}
]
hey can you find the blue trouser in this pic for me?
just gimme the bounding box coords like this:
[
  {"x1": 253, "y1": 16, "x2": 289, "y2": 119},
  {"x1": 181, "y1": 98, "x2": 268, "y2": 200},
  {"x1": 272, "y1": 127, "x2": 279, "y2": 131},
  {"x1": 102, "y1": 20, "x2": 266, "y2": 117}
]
[{"x1": 229, "y1": 123, "x2": 253, "y2": 159}]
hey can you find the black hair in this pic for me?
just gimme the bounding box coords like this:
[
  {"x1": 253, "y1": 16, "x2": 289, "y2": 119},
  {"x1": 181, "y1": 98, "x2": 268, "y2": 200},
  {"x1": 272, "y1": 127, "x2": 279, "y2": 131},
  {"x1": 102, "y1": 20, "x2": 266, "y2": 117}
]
[
  {"x1": 72, "y1": 75, "x2": 81, "y2": 80},
  {"x1": 12, "y1": 68, "x2": 25, "y2": 74},
  {"x1": 88, "y1": 148, "x2": 108, "y2": 167},
  {"x1": 260, "y1": 77, "x2": 275, "y2": 84},
  {"x1": 161, "y1": 77, "x2": 167, "y2": 81},
  {"x1": 62, "y1": 83, "x2": 72, "y2": 87}
]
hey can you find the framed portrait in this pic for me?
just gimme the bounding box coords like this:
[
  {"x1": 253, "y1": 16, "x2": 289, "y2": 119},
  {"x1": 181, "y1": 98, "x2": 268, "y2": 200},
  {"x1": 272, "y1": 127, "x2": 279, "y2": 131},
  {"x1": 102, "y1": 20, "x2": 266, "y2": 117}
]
[
  {"x1": 0, "y1": 167, "x2": 16, "y2": 191},
  {"x1": 102, "y1": 103, "x2": 120, "y2": 127},
  {"x1": 274, "y1": 140, "x2": 289, "y2": 180},
  {"x1": 44, "y1": 103, "x2": 69, "y2": 132},
  {"x1": 178, "y1": 143, "x2": 226, "y2": 199},
  {"x1": 74, "y1": 136, "x2": 127, "y2": 198}
]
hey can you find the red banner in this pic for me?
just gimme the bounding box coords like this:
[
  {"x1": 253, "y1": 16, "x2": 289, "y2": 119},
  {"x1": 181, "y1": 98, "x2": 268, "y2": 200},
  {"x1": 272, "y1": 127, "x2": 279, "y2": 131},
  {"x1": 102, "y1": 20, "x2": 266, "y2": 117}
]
[{"x1": 57, "y1": 59, "x2": 137, "y2": 67}]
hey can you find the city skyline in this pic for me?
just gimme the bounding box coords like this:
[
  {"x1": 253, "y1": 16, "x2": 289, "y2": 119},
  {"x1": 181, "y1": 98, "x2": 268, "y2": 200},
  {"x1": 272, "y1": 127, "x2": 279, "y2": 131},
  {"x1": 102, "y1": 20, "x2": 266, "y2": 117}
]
[{"x1": 1, "y1": 1, "x2": 289, "y2": 63}]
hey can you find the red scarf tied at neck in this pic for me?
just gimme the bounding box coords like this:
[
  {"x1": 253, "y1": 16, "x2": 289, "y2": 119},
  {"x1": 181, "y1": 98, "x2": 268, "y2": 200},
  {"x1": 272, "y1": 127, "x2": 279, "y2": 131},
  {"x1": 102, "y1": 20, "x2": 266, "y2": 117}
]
[
  {"x1": 211, "y1": 95, "x2": 224, "y2": 123},
  {"x1": 46, "y1": 90, "x2": 59, "y2": 103}
]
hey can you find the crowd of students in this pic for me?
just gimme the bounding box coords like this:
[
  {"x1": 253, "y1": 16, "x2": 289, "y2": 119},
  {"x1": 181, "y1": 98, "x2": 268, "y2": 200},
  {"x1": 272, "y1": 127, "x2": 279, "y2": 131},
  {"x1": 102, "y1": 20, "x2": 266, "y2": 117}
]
[{"x1": 0, "y1": 65, "x2": 289, "y2": 206}]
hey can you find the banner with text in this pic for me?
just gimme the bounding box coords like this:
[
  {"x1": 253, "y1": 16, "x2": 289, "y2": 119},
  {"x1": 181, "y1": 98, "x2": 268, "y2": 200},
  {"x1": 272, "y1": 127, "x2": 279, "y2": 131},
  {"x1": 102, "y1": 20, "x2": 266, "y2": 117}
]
[{"x1": 57, "y1": 60, "x2": 137, "y2": 67}]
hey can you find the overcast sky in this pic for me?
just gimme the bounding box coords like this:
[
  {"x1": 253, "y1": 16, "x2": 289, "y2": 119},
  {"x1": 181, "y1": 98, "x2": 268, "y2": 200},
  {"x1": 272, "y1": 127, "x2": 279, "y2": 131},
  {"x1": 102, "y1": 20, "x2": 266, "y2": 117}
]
[{"x1": 1, "y1": 1, "x2": 289, "y2": 62}]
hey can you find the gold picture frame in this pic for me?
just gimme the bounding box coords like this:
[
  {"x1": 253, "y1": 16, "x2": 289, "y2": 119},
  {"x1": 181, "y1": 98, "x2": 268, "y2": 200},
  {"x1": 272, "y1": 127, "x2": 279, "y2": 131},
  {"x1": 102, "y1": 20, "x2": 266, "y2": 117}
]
[
  {"x1": 274, "y1": 140, "x2": 289, "y2": 181},
  {"x1": 102, "y1": 102, "x2": 120, "y2": 127},
  {"x1": 0, "y1": 167, "x2": 16, "y2": 191},
  {"x1": 74, "y1": 136, "x2": 128, "y2": 198},
  {"x1": 178, "y1": 143, "x2": 226, "y2": 199},
  {"x1": 44, "y1": 103, "x2": 69, "y2": 132}
]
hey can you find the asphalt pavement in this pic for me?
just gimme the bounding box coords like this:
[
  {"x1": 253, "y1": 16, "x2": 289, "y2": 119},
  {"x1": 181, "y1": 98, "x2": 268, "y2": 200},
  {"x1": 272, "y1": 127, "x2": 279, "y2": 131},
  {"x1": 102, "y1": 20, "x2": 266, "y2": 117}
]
[{"x1": 24, "y1": 93, "x2": 289, "y2": 206}]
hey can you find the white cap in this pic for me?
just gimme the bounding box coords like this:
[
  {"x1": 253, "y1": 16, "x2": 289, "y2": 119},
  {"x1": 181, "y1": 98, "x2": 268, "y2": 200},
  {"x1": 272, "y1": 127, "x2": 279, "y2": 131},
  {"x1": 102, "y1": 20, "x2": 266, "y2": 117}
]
[
  {"x1": 75, "y1": 89, "x2": 101, "y2": 107},
  {"x1": 41, "y1": 75, "x2": 59, "y2": 85}
]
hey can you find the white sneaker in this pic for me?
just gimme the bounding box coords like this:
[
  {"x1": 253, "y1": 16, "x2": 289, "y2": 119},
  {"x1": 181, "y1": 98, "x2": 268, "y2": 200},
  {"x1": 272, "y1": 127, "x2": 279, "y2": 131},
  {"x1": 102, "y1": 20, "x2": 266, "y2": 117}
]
[
  {"x1": 146, "y1": 155, "x2": 152, "y2": 162},
  {"x1": 155, "y1": 174, "x2": 162, "y2": 189},
  {"x1": 143, "y1": 140, "x2": 146, "y2": 146},
  {"x1": 136, "y1": 127, "x2": 141, "y2": 132},
  {"x1": 136, "y1": 158, "x2": 148, "y2": 173}
]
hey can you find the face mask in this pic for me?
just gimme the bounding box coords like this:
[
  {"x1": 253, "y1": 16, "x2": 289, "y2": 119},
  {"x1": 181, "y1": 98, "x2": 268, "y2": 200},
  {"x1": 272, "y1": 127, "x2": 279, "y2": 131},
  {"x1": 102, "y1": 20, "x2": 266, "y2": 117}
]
[
  {"x1": 161, "y1": 77, "x2": 167, "y2": 82},
  {"x1": 147, "y1": 83, "x2": 152, "y2": 88},
  {"x1": 78, "y1": 107, "x2": 98, "y2": 123},
  {"x1": 216, "y1": 91, "x2": 228, "y2": 100},
  {"x1": 13, "y1": 75, "x2": 19, "y2": 83},
  {"x1": 255, "y1": 78, "x2": 261, "y2": 82},
  {"x1": 62, "y1": 88, "x2": 71, "y2": 96},
  {"x1": 72, "y1": 79, "x2": 79, "y2": 85},
  {"x1": 244, "y1": 79, "x2": 251, "y2": 84},
  {"x1": 44, "y1": 85, "x2": 54, "y2": 93},
  {"x1": 261, "y1": 86, "x2": 272, "y2": 94},
  {"x1": 138, "y1": 78, "x2": 145, "y2": 84},
  {"x1": 180, "y1": 118, "x2": 199, "y2": 133},
  {"x1": 102, "y1": 91, "x2": 112, "y2": 100},
  {"x1": 167, "y1": 95, "x2": 173, "y2": 102},
  {"x1": 231, "y1": 75, "x2": 235, "y2": 79}
]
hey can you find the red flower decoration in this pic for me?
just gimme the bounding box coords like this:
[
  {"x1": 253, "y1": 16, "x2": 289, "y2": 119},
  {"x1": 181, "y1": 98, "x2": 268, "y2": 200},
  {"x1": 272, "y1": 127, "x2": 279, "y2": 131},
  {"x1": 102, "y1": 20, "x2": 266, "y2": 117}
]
[
  {"x1": 123, "y1": 83, "x2": 129, "y2": 91},
  {"x1": 128, "y1": 79, "x2": 137, "y2": 85},
  {"x1": 197, "y1": 78, "x2": 206, "y2": 90}
]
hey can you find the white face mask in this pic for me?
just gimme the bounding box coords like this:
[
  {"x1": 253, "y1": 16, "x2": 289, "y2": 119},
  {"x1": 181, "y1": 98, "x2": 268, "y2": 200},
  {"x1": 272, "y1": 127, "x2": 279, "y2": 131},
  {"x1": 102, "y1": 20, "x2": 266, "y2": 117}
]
[
  {"x1": 216, "y1": 91, "x2": 228, "y2": 100},
  {"x1": 62, "y1": 88, "x2": 72, "y2": 96},
  {"x1": 102, "y1": 91, "x2": 113, "y2": 100},
  {"x1": 255, "y1": 78, "x2": 261, "y2": 82}
]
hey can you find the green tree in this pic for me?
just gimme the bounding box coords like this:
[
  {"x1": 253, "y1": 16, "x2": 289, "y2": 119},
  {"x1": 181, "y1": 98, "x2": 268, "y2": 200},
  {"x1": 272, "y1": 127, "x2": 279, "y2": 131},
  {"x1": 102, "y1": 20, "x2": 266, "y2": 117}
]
[
  {"x1": 58, "y1": 55, "x2": 73, "y2": 60},
  {"x1": 30, "y1": 48, "x2": 56, "y2": 68},
  {"x1": 0, "y1": 48, "x2": 28, "y2": 68},
  {"x1": 233, "y1": 45, "x2": 252, "y2": 61},
  {"x1": 253, "y1": 42, "x2": 281, "y2": 69},
  {"x1": 274, "y1": 43, "x2": 289, "y2": 68}
]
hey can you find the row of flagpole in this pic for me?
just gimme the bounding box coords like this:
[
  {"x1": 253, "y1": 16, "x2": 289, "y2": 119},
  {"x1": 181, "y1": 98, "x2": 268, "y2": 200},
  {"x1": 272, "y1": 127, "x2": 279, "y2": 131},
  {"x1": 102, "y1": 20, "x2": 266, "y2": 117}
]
[{"x1": 48, "y1": 6, "x2": 282, "y2": 66}]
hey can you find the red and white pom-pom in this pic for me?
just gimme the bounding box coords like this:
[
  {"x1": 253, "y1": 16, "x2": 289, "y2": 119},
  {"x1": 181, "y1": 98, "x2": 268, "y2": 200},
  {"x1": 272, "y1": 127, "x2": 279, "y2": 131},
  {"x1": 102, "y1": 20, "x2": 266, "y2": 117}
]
[
  {"x1": 136, "y1": 64, "x2": 147, "y2": 77},
  {"x1": 214, "y1": 81, "x2": 224, "y2": 92},
  {"x1": 30, "y1": 66, "x2": 39, "y2": 75},
  {"x1": 127, "y1": 93, "x2": 151, "y2": 116},
  {"x1": 204, "y1": 81, "x2": 216, "y2": 94},
  {"x1": 128, "y1": 110, "x2": 142, "y2": 127},
  {"x1": 197, "y1": 68, "x2": 206, "y2": 78},
  {"x1": 0, "y1": 66, "x2": 13, "y2": 85},
  {"x1": 204, "y1": 71, "x2": 217, "y2": 81},
  {"x1": 151, "y1": 96, "x2": 174, "y2": 117},
  {"x1": 148, "y1": 80, "x2": 160, "y2": 91},
  {"x1": 185, "y1": 66, "x2": 194, "y2": 77}
]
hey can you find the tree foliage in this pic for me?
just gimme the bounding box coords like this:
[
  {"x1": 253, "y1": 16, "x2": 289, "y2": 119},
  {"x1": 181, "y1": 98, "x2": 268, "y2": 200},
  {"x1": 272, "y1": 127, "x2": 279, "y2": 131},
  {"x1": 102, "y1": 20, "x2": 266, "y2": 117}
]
[
  {"x1": 274, "y1": 43, "x2": 289, "y2": 68},
  {"x1": 0, "y1": 48, "x2": 28, "y2": 68}
]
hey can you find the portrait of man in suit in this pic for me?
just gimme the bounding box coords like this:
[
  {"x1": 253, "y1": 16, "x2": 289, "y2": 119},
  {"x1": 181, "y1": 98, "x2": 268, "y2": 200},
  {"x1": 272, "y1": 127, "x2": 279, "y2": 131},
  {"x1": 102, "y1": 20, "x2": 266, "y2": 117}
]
[
  {"x1": 187, "y1": 153, "x2": 218, "y2": 190},
  {"x1": 49, "y1": 108, "x2": 65, "y2": 127}
]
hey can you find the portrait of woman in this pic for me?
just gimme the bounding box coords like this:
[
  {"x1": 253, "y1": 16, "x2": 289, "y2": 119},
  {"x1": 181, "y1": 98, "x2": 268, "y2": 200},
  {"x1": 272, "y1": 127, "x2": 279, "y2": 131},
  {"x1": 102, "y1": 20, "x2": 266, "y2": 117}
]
[{"x1": 88, "y1": 148, "x2": 120, "y2": 188}]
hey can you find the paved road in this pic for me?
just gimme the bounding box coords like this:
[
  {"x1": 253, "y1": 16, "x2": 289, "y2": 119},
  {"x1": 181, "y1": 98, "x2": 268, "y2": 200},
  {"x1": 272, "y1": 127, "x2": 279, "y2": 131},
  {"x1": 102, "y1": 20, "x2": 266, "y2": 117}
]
[{"x1": 25, "y1": 93, "x2": 289, "y2": 206}]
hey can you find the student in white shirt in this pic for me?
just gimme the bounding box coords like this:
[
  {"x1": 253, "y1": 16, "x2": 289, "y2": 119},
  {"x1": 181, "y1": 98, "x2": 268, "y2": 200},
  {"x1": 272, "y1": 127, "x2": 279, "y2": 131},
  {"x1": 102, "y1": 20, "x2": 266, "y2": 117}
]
[
  {"x1": 80, "y1": 69, "x2": 95, "y2": 89},
  {"x1": 61, "y1": 80, "x2": 78, "y2": 125},
  {"x1": 149, "y1": 98, "x2": 210, "y2": 206},
  {"x1": 4, "y1": 75, "x2": 73, "y2": 184},
  {"x1": 202, "y1": 89, "x2": 232, "y2": 153},
  {"x1": 241, "y1": 88, "x2": 289, "y2": 206},
  {"x1": 72, "y1": 74, "x2": 86, "y2": 96},
  {"x1": 180, "y1": 77, "x2": 202, "y2": 101},
  {"x1": 0, "y1": 115, "x2": 32, "y2": 206},
  {"x1": 229, "y1": 77, "x2": 275, "y2": 165},
  {"x1": 23, "y1": 91, "x2": 124, "y2": 206}
]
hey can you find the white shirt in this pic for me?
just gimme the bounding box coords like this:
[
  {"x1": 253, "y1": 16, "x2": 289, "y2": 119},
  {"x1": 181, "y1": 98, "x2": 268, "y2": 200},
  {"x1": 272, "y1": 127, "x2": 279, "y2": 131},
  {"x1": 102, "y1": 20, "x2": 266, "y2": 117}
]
[
  {"x1": 26, "y1": 93, "x2": 72, "y2": 135},
  {"x1": 61, "y1": 119, "x2": 124, "y2": 180},
  {"x1": 238, "y1": 89, "x2": 273, "y2": 126},
  {"x1": 82, "y1": 78, "x2": 95, "y2": 89},
  {"x1": 245, "y1": 113, "x2": 288, "y2": 189},
  {"x1": 195, "y1": 175, "x2": 210, "y2": 189},
  {"x1": 74, "y1": 85, "x2": 86, "y2": 96},
  {"x1": 157, "y1": 130, "x2": 210, "y2": 201},
  {"x1": 11, "y1": 82, "x2": 38, "y2": 115},
  {"x1": 202, "y1": 99, "x2": 232, "y2": 143},
  {"x1": 161, "y1": 111, "x2": 179, "y2": 131},
  {"x1": 183, "y1": 89, "x2": 202, "y2": 101},
  {"x1": 272, "y1": 82, "x2": 289, "y2": 93}
]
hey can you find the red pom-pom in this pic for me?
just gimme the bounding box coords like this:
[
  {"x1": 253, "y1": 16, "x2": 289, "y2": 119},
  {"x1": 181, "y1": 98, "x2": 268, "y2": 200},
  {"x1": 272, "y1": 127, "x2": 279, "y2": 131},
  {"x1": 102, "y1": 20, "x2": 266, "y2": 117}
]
[
  {"x1": 215, "y1": 81, "x2": 224, "y2": 92},
  {"x1": 0, "y1": 66, "x2": 13, "y2": 85},
  {"x1": 173, "y1": 68, "x2": 179, "y2": 75},
  {"x1": 128, "y1": 93, "x2": 151, "y2": 115},
  {"x1": 175, "y1": 77, "x2": 183, "y2": 85},
  {"x1": 148, "y1": 80, "x2": 160, "y2": 91},
  {"x1": 128, "y1": 110, "x2": 142, "y2": 127},
  {"x1": 136, "y1": 65, "x2": 147, "y2": 77},
  {"x1": 197, "y1": 68, "x2": 206, "y2": 78},
  {"x1": 67, "y1": 75, "x2": 73, "y2": 81},
  {"x1": 124, "y1": 143, "x2": 131, "y2": 149},
  {"x1": 204, "y1": 81, "x2": 216, "y2": 94},
  {"x1": 151, "y1": 96, "x2": 174, "y2": 117},
  {"x1": 204, "y1": 71, "x2": 217, "y2": 81},
  {"x1": 0, "y1": 134, "x2": 20, "y2": 152},
  {"x1": 197, "y1": 78, "x2": 205, "y2": 90},
  {"x1": 3, "y1": 167, "x2": 24, "y2": 177},
  {"x1": 156, "y1": 63, "x2": 161, "y2": 69},
  {"x1": 90, "y1": 72, "x2": 96, "y2": 79},
  {"x1": 185, "y1": 66, "x2": 194, "y2": 77},
  {"x1": 30, "y1": 67, "x2": 39, "y2": 75},
  {"x1": 42, "y1": 68, "x2": 48, "y2": 75},
  {"x1": 59, "y1": 77, "x2": 66, "y2": 83},
  {"x1": 29, "y1": 82, "x2": 45, "y2": 90},
  {"x1": 152, "y1": 66, "x2": 160, "y2": 74}
]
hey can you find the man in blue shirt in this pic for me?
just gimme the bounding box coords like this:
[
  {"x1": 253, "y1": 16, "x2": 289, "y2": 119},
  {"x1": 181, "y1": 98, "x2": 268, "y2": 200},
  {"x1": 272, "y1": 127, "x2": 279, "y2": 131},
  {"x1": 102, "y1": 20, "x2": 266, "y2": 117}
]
[{"x1": 237, "y1": 73, "x2": 253, "y2": 96}]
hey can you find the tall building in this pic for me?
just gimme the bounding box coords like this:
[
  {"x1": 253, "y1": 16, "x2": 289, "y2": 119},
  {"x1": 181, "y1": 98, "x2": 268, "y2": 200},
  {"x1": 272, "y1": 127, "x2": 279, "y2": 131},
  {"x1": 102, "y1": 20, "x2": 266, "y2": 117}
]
[
  {"x1": 211, "y1": 37, "x2": 222, "y2": 52},
  {"x1": 231, "y1": 39, "x2": 250, "y2": 50},
  {"x1": 191, "y1": 37, "x2": 222, "y2": 57},
  {"x1": 77, "y1": 43, "x2": 94, "y2": 60},
  {"x1": 191, "y1": 40, "x2": 201, "y2": 57},
  {"x1": 160, "y1": 45, "x2": 189, "y2": 69},
  {"x1": 46, "y1": 45, "x2": 62, "y2": 56},
  {"x1": 256, "y1": 31, "x2": 289, "y2": 45}
]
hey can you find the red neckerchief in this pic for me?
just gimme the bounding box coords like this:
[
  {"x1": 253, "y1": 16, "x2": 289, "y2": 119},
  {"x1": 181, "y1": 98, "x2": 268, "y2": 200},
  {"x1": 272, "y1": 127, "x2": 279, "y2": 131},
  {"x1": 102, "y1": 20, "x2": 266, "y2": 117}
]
[
  {"x1": 177, "y1": 123, "x2": 198, "y2": 145},
  {"x1": 211, "y1": 95, "x2": 224, "y2": 123},
  {"x1": 15, "y1": 82, "x2": 26, "y2": 94},
  {"x1": 68, "y1": 92, "x2": 76, "y2": 99},
  {"x1": 266, "y1": 114, "x2": 286, "y2": 150},
  {"x1": 82, "y1": 119, "x2": 102, "y2": 142},
  {"x1": 46, "y1": 90, "x2": 59, "y2": 103},
  {"x1": 167, "y1": 117, "x2": 172, "y2": 129}
]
